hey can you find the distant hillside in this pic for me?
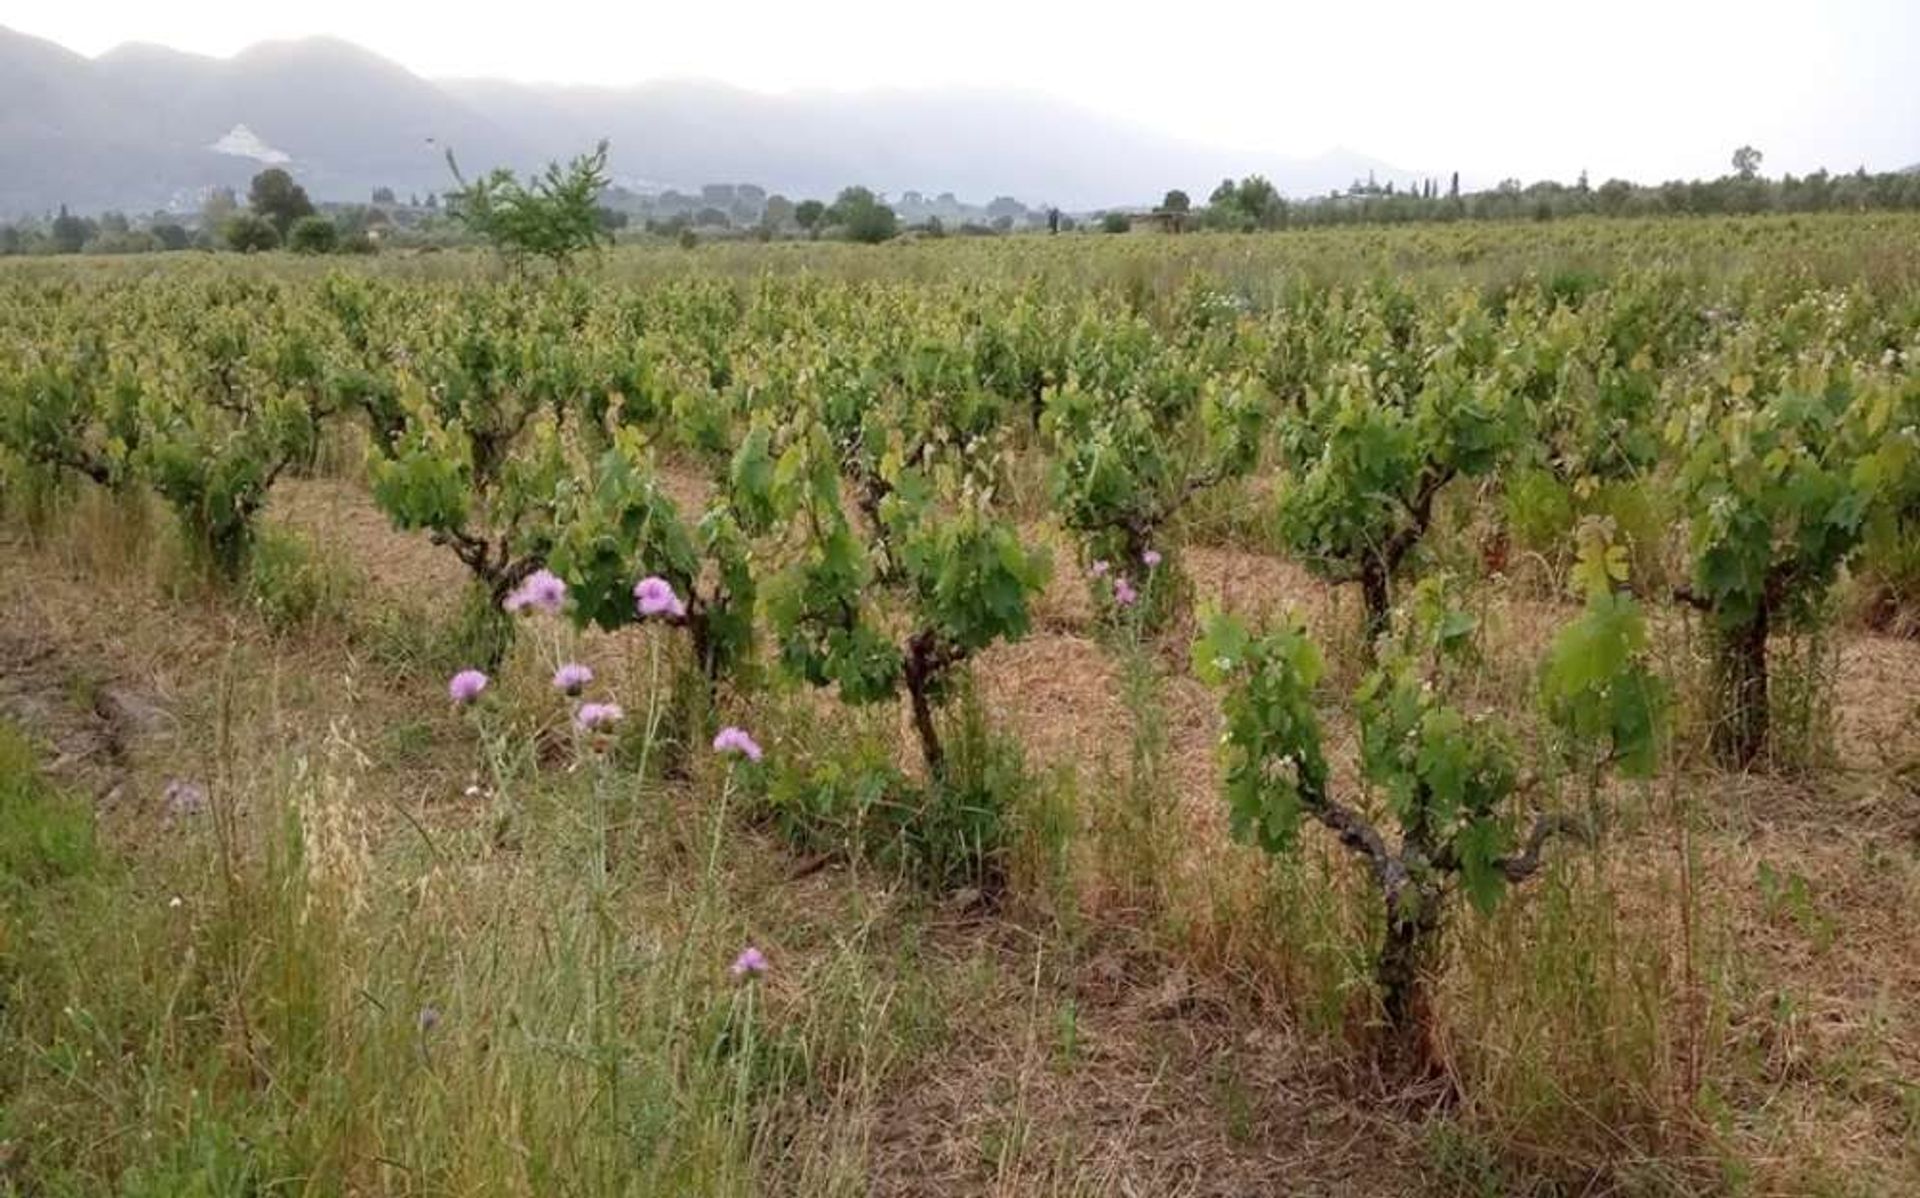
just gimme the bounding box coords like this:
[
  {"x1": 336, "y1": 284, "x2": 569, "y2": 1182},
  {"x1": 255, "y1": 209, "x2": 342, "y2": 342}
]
[{"x1": 0, "y1": 25, "x2": 1416, "y2": 216}]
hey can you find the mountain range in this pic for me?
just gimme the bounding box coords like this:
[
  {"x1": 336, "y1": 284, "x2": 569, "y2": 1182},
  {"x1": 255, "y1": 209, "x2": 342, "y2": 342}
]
[{"x1": 0, "y1": 25, "x2": 1417, "y2": 217}]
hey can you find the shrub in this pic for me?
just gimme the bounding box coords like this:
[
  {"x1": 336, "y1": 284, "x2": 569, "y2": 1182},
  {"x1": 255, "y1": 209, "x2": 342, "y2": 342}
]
[
  {"x1": 546, "y1": 434, "x2": 759, "y2": 707},
  {"x1": 136, "y1": 288, "x2": 341, "y2": 579},
  {"x1": 752, "y1": 686, "x2": 1024, "y2": 890},
  {"x1": 286, "y1": 215, "x2": 339, "y2": 255},
  {"x1": 1276, "y1": 294, "x2": 1524, "y2": 643},
  {"x1": 1194, "y1": 544, "x2": 1663, "y2": 1069},
  {"x1": 763, "y1": 417, "x2": 1049, "y2": 785},
  {"x1": 246, "y1": 526, "x2": 363, "y2": 633},
  {"x1": 1043, "y1": 331, "x2": 1264, "y2": 630},
  {"x1": 1671, "y1": 363, "x2": 1914, "y2": 766},
  {"x1": 222, "y1": 213, "x2": 280, "y2": 253},
  {"x1": 352, "y1": 284, "x2": 580, "y2": 638},
  {"x1": 826, "y1": 187, "x2": 897, "y2": 244}
]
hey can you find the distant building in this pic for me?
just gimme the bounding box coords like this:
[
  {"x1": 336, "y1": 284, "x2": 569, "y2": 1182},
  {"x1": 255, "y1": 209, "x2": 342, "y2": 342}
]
[{"x1": 1131, "y1": 209, "x2": 1190, "y2": 233}]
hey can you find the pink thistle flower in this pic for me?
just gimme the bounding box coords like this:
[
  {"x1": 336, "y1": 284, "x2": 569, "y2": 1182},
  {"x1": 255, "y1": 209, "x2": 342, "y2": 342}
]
[
  {"x1": 634, "y1": 575, "x2": 687, "y2": 619},
  {"x1": 1089, "y1": 559, "x2": 1110, "y2": 577},
  {"x1": 1113, "y1": 577, "x2": 1139, "y2": 607},
  {"x1": 162, "y1": 779, "x2": 208, "y2": 818},
  {"x1": 552, "y1": 663, "x2": 594, "y2": 695},
  {"x1": 575, "y1": 702, "x2": 624, "y2": 731},
  {"x1": 712, "y1": 726, "x2": 764, "y2": 762},
  {"x1": 448, "y1": 669, "x2": 489, "y2": 705},
  {"x1": 730, "y1": 947, "x2": 768, "y2": 978},
  {"x1": 1142, "y1": 549, "x2": 1163, "y2": 568},
  {"x1": 504, "y1": 569, "x2": 567, "y2": 616}
]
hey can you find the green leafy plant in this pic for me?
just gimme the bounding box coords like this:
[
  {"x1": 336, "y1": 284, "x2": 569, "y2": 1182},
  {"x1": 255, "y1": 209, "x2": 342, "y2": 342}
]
[
  {"x1": 135, "y1": 286, "x2": 343, "y2": 577},
  {"x1": 1194, "y1": 558, "x2": 1662, "y2": 1068},
  {"x1": 764, "y1": 418, "x2": 1050, "y2": 784},
  {"x1": 547, "y1": 429, "x2": 758, "y2": 689},
  {"x1": 352, "y1": 284, "x2": 600, "y2": 647},
  {"x1": 1671, "y1": 360, "x2": 1915, "y2": 766},
  {"x1": 446, "y1": 141, "x2": 614, "y2": 271},
  {"x1": 0, "y1": 328, "x2": 144, "y2": 489},
  {"x1": 1043, "y1": 328, "x2": 1264, "y2": 629},
  {"x1": 754, "y1": 685, "x2": 1024, "y2": 889},
  {"x1": 246, "y1": 525, "x2": 363, "y2": 633},
  {"x1": 1276, "y1": 296, "x2": 1525, "y2": 643}
]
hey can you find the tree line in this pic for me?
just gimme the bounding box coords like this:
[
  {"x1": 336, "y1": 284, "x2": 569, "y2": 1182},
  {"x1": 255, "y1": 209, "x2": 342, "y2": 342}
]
[
  {"x1": 8, "y1": 144, "x2": 1917, "y2": 257},
  {"x1": 0, "y1": 168, "x2": 377, "y2": 257},
  {"x1": 1181, "y1": 148, "x2": 1920, "y2": 231}
]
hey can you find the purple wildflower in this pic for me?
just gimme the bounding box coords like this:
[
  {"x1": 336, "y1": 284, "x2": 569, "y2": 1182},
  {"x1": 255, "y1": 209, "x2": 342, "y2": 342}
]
[
  {"x1": 634, "y1": 575, "x2": 687, "y2": 619},
  {"x1": 730, "y1": 947, "x2": 768, "y2": 979},
  {"x1": 417, "y1": 1006, "x2": 441, "y2": 1033},
  {"x1": 504, "y1": 569, "x2": 567, "y2": 616},
  {"x1": 1142, "y1": 549, "x2": 1163, "y2": 569},
  {"x1": 712, "y1": 726, "x2": 764, "y2": 762},
  {"x1": 162, "y1": 779, "x2": 207, "y2": 818},
  {"x1": 1113, "y1": 577, "x2": 1139, "y2": 607},
  {"x1": 1089, "y1": 559, "x2": 1110, "y2": 577},
  {"x1": 575, "y1": 702, "x2": 625, "y2": 732},
  {"x1": 448, "y1": 669, "x2": 489, "y2": 705},
  {"x1": 552, "y1": 662, "x2": 594, "y2": 696}
]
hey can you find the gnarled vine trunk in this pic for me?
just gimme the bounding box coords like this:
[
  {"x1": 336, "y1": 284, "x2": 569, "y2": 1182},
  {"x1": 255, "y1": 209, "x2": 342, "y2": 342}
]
[
  {"x1": 1378, "y1": 882, "x2": 1444, "y2": 1077},
  {"x1": 1360, "y1": 561, "x2": 1393, "y2": 646},
  {"x1": 903, "y1": 631, "x2": 948, "y2": 781},
  {"x1": 1714, "y1": 603, "x2": 1770, "y2": 769}
]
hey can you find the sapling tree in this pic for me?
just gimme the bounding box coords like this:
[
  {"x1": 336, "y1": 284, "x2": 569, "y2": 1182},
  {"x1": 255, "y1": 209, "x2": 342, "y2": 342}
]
[
  {"x1": 1670, "y1": 361, "x2": 1915, "y2": 767},
  {"x1": 1193, "y1": 549, "x2": 1663, "y2": 1069},
  {"x1": 445, "y1": 140, "x2": 614, "y2": 271}
]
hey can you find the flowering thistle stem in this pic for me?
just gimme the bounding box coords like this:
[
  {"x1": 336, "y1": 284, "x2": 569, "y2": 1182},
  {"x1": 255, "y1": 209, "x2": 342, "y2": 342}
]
[
  {"x1": 634, "y1": 631, "x2": 668, "y2": 832},
  {"x1": 701, "y1": 769, "x2": 736, "y2": 918},
  {"x1": 724, "y1": 978, "x2": 759, "y2": 1172},
  {"x1": 579, "y1": 697, "x2": 626, "y2": 1175}
]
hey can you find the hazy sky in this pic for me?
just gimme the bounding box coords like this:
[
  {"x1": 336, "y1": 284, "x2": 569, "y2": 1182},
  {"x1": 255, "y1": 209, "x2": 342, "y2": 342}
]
[{"x1": 9, "y1": 0, "x2": 1917, "y2": 181}]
